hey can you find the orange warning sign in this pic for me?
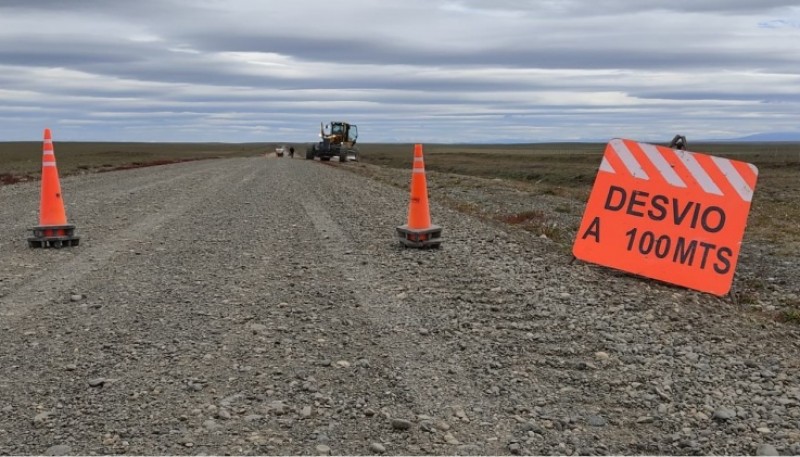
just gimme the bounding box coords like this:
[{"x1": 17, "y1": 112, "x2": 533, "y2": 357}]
[{"x1": 573, "y1": 138, "x2": 758, "y2": 296}]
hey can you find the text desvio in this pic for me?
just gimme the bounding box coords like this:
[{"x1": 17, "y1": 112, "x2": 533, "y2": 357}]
[{"x1": 604, "y1": 185, "x2": 726, "y2": 233}]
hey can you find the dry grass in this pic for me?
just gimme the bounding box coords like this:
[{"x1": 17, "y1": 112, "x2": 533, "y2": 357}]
[
  {"x1": 360, "y1": 143, "x2": 599, "y2": 198},
  {"x1": 357, "y1": 142, "x2": 800, "y2": 245},
  {"x1": 0, "y1": 141, "x2": 283, "y2": 182},
  {"x1": 780, "y1": 308, "x2": 800, "y2": 324}
]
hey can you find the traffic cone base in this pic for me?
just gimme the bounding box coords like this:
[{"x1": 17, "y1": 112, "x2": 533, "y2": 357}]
[
  {"x1": 28, "y1": 224, "x2": 80, "y2": 248},
  {"x1": 396, "y1": 224, "x2": 442, "y2": 249},
  {"x1": 28, "y1": 128, "x2": 80, "y2": 249}
]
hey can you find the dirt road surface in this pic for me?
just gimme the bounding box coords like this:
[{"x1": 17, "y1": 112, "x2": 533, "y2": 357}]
[{"x1": 1, "y1": 157, "x2": 799, "y2": 455}]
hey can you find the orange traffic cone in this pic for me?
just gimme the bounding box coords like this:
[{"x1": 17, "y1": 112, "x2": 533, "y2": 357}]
[
  {"x1": 396, "y1": 144, "x2": 442, "y2": 248},
  {"x1": 28, "y1": 128, "x2": 80, "y2": 248}
]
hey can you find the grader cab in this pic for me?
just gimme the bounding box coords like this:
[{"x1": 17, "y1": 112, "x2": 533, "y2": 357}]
[{"x1": 306, "y1": 121, "x2": 359, "y2": 162}]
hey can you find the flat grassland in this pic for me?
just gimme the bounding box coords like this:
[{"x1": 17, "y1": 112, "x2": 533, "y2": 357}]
[
  {"x1": 358, "y1": 142, "x2": 800, "y2": 245},
  {"x1": 2, "y1": 140, "x2": 798, "y2": 246},
  {"x1": 0, "y1": 142, "x2": 276, "y2": 184}
]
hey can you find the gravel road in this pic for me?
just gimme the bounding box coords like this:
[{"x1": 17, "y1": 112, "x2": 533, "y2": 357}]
[{"x1": 1, "y1": 156, "x2": 799, "y2": 456}]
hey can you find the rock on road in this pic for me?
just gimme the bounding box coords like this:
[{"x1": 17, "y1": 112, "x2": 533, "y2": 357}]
[{"x1": 1, "y1": 157, "x2": 799, "y2": 455}]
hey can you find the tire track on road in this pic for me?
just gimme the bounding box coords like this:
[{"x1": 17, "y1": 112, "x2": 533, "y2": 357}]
[
  {"x1": 0, "y1": 158, "x2": 261, "y2": 324},
  {"x1": 295, "y1": 168, "x2": 509, "y2": 454}
]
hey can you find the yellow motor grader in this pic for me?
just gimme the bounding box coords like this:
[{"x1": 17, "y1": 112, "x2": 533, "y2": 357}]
[{"x1": 306, "y1": 121, "x2": 359, "y2": 162}]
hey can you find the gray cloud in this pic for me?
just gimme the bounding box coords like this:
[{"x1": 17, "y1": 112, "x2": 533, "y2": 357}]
[
  {"x1": 0, "y1": 0, "x2": 798, "y2": 142},
  {"x1": 451, "y1": 0, "x2": 799, "y2": 15}
]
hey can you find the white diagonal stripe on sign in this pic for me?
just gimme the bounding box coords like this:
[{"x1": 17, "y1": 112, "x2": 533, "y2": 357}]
[
  {"x1": 748, "y1": 163, "x2": 759, "y2": 176},
  {"x1": 672, "y1": 149, "x2": 723, "y2": 196},
  {"x1": 711, "y1": 156, "x2": 754, "y2": 202},
  {"x1": 610, "y1": 139, "x2": 648, "y2": 180},
  {"x1": 639, "y1": 143, "x2": 686, "y2": 188},
  {"x1": 598, "y1": 157, "x2": 615, "y2": 174}
]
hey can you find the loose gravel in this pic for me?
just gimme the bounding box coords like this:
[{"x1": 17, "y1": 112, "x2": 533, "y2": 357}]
[{"x1": 1, "y1": 156, "x2": 799, "y2": 455}]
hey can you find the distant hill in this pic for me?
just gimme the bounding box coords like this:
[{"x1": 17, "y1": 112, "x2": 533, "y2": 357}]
[{"x1": 726, "y1": 132, "x2": 800, "y2": 142}]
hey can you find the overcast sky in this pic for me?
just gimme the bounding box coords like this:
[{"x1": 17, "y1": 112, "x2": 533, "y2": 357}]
[{"x1": 1, "y1": 0, "x2": 799, "y2": 143}]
